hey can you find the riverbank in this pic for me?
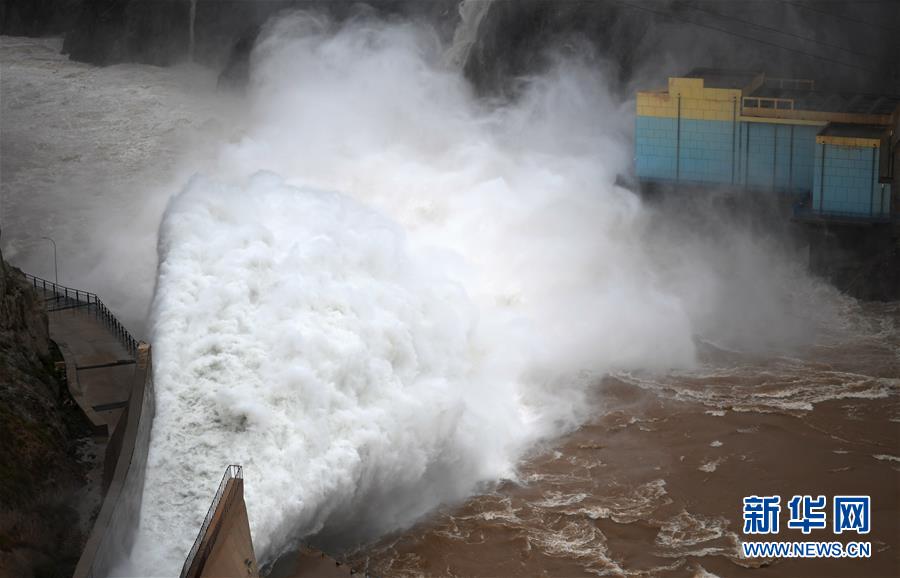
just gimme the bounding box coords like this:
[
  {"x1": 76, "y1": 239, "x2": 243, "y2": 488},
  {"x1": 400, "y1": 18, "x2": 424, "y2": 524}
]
[{"x1": 0, "y1": 252, "x2": 97, "y2": 577}]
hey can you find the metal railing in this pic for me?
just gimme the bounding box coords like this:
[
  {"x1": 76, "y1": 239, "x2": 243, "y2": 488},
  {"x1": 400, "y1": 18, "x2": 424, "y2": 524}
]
[
  {"x1": 181, "y1": 465, "x2": 244, "y2": 578},
  {"x1": 742, "y1": 96, "x2": 795, "y2": 111},
  {"x1": 24, "y1": 273, "x2": 140, "y2": 356}
]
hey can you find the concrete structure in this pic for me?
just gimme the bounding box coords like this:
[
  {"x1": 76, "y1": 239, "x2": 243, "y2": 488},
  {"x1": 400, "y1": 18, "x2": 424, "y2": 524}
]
[
  {"x1": 23, "y1": 274, "x2": 156, "y2": 577},
  {"x1": 183, "y1": 466, "x2": 355, "y2": 578},
  {"x1": 273, "y1": 547, "x2": 355, "y2": 578},
  {"x1": 182, "y1": 465, "x2": 259, "y2": 578},
  {"x1": 635, "y1": 69, "x2": 899, "y2": 221},
  {"x1": 27, "y1": 274, "x2": 355, "y2": 576},
  {"x1": 887, "y1": 104, "x2": 900, "y2": 211},
  {"x1": 48, "y1": 302, "x2": 135, "y2": 435},
  {"x1": 74, "y1": 341, "x2": 154, "y2": 578},
  {"x1": 634, "y1": 70, "x2": 900, "y2": 299}
]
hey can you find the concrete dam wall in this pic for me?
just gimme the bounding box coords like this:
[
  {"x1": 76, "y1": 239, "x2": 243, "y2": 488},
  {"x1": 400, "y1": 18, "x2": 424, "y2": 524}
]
[
  {"x1": 24, "y1": 275, "x2": 156, "y2": 578},
  {"x1": 73, "y1": 343, "x2": 155, "y2": 577}
]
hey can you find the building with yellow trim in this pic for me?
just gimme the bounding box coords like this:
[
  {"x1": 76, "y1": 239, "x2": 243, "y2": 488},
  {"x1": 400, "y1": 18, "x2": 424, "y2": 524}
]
[{"x1": 635, "y1": 69, "x2": 899, "y2": 221}]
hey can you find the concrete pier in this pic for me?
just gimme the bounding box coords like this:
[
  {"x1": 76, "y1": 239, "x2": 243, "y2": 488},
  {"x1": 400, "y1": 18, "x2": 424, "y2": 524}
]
[
  {"x1": 48, "y1": 303, "x2": 135, "y2": 434},
  {"x1": 182, "y1": 466, "x2": 259, "y2": 578},
  {"x1": 183, "y1": 466, "x2": 355, "y2": 578}
]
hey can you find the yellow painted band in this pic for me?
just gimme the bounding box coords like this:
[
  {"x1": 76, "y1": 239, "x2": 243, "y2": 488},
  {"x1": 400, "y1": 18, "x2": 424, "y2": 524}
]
[{"x1": 816, "y1": 135, "x2": 880, "y2": 147}]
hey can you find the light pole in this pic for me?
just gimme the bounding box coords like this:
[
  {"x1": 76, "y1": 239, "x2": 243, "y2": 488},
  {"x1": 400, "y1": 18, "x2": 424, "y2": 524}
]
[{"x1": 41, "y1": 236, "x2": 57, "y2": 285}]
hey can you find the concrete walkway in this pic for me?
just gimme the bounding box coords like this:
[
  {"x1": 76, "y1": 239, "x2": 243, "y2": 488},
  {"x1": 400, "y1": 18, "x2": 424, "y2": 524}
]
[{"x1": 48, "y1": 301, "x2": 135, "y2": 434}]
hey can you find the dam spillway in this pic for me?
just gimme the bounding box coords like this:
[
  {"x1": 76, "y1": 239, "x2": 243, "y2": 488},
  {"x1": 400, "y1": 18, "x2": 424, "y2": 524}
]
[
  {"x1": 17, "y1": 274, "x2": 155, "y2": 577},
  {"x1": 2, "y1": 3, "x2": 899, "y2": 576}
]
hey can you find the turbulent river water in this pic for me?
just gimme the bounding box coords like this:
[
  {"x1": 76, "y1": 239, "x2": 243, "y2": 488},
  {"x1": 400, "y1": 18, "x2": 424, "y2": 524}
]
[
  {"x1": 2, "y1": 26, "x2": 898, "y2": 578},
  {"x1": 344, "y1": 301, "x2": 900, "y2": 577}
]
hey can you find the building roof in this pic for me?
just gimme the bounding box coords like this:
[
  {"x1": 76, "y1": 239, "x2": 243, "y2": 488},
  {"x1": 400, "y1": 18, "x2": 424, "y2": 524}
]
[{"x1": 684, "y1": 68, "x2": 900, "y2": 117}]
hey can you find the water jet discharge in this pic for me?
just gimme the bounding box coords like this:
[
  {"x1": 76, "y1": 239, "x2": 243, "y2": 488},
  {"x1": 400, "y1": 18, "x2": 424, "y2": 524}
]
[{"x1": 1, "y1": 2, "x2": 898, "y2": 577}]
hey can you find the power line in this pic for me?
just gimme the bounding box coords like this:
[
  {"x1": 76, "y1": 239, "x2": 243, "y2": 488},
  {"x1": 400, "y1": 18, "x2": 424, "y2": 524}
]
[
  {"x1": 612, "y1": 0, "x2": 875, "y2": 74},
  {"x1": 784, "y1": 0, "x2": 900, "y2": 34},
  {"x1": 683, "y1": 2, "x2": 875, "y2": 60}
]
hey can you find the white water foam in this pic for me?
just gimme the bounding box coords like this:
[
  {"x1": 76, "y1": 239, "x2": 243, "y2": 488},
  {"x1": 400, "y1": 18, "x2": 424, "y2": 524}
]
[
  {"x1": 2, "y1": 15, "x2": 892, "y2": 578},
  {"x1": 124, "y1": 13, "x2": 700, "y2": 573},
  {"x1": 120, "y1": 8, "x2": 859, "y2": 573}
]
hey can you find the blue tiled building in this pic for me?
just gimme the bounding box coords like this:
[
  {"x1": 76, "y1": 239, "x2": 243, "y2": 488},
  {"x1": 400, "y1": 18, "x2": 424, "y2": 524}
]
[{"x1": 635, "y1": 70, "x2": 899, "y2": 222}]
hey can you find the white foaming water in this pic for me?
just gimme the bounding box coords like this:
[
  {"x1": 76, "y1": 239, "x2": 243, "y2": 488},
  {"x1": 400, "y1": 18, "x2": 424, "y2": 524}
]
[
  {"x1": 655, "y1": 510, "x2": 734, "y2": 556},
  {"x1": 3, "y1": 17, "x2": 848, "y2": 577},
  {"x1": 127, "y1": 13, "x2": 701, "y2": 573},
  {"x1": 1, "y1": 17, "x2": 890, "y2": 578}
]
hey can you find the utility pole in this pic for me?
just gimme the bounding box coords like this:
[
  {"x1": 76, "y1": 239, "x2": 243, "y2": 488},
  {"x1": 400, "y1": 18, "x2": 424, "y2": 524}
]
[{"x1": 41, "y1": 236, "x2": 57, "y2": 285}]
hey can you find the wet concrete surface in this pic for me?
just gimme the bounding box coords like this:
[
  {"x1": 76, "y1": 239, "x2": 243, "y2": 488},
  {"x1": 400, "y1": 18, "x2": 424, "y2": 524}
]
[{"x1": 48, "y1": 302, "x2": 135, "y2": 433}]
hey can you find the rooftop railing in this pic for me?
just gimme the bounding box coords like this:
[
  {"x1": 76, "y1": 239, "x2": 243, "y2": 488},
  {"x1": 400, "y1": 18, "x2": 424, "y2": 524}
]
[{"x1": 742, "y1": 96, "x2": 795, "y2": 111}]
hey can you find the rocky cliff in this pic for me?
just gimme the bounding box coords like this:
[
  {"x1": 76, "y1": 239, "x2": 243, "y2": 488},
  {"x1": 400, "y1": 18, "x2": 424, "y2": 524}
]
[
  {"x1": 7, "y1": 0, "x2": 460, "y2": 68},
  {"x1": 0, "y1": 0, "x2": 80, "y2": 37},
  {"x1": 3, "y1": 0, "x2": 897, "y2": 95},
  {"x1": 0, "y1": 250, "x2": 93, "y2": 578},
  {"x1": 464, "y1": 1, "x2": 900, "y2": 96}
]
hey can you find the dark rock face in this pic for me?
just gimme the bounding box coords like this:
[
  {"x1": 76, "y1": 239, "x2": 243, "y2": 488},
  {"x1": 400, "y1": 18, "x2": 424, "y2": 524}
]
[
  {"x1": 465, "y1": 1, "x2": 900, "y2": 96},
  {"x1": 5, "y1": 0, "x2": 898, "y2": 97},
  {"x1": 56, "y1": 0, "x2": 459, "y2": 69},
  {"x1": 464, "y1": 1, "x2": 650, "y2": 96},
  {"x1": 0, "y1": 0, "x2": 81, "y2": 37},
  {"x1": 217, "y1": 29, "x2": 257, "y2": 90},
  {"x1": 0, "y1": 250, "x2": 93, "y2": 577},
  {"x1": 807, "y1": 224, "x2": 900, "y2": 301},
  {"x1": 62, "y1": 0, "x2": 189, "y2": 66}
]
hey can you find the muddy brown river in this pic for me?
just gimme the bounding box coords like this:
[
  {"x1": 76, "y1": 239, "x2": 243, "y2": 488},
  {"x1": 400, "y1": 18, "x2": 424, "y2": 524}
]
[
  {"x1": 3, "y1": 36, "x2": 897, "y2": 578},
  {"x1": 345, "y1": 302, "x2": 899, "y2": 577}
]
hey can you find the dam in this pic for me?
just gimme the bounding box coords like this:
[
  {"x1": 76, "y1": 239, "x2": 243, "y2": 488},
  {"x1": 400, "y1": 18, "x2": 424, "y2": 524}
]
[
  {"x1": 2, "y1": 2, "x2": 898, "y2": 577},
  {"x1": 14, "y1": 271, "x2": 351, "y2": 576},
  {"x1": 7, "y1": 272, "x2": 152, "y2": 577}
]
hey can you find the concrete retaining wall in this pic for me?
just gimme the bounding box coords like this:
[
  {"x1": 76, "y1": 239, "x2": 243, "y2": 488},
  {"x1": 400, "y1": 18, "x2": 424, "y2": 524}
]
[{"x1": 73, "y1": 343, "x2": 156, "y2": 578}]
